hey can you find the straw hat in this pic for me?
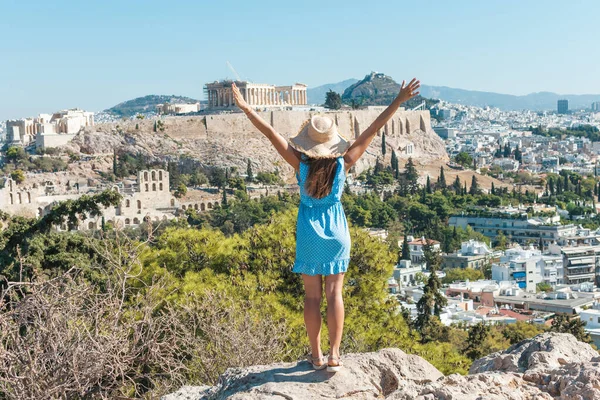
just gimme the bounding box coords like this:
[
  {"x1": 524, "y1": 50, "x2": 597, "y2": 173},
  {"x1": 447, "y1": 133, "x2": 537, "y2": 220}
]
[{"x1": 289, "y1": 115, "x2": 351, "y2": 158}]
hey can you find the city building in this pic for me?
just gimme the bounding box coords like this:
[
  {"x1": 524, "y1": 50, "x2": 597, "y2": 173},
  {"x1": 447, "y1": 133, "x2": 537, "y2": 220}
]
[
  {"x1": 400, "y1": 236, "x2": 441, "y2": 265},
  {"x1": 557, "y1": 99, "x2": 569, "y2": 114},
  {"x1": 547, "y1": 244, "x2": 598, "y2": 286},
  {"x1": 392, "y1": 259, "x2": 423, "y2": 287},
  {"x1": 433, "y1": 127, "x2": 457, "y2": 139},
  {"x1": 156, "y1": 103, "x2": 200, "y2": 115},
  {"x1": 445, "y1": 280, "x2": 515, "y2": 307},
  {"x1": 205, "y1": 80, "x2": 307, "y2": 109},
  {"x1": 491, "y1": 245, "x2": 543, "y2": 293},
  {"x1": 592, "y1": 102, "x2": 600, "y2": 112},
  {"x1": 449, "y1": 212, "x2": 577, "y2": 248},
  {"x1": 442, "y1": 239, "x2": 494, "y2": 269},
  {"x1": 6, "y1": 109, "x2": 94, "y2": 148},
  {"x1": 580, "y1": 301, "x2": 600, "y2": 348}
]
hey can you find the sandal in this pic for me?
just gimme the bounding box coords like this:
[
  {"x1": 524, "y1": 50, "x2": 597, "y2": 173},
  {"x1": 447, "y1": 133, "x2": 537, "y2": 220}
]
[
  {"x1": 308, "y1": 355, "x2": 327, "y2": 370},
  {"x1": 327, "y1": 355, "x2": 343, "y2": 372}
]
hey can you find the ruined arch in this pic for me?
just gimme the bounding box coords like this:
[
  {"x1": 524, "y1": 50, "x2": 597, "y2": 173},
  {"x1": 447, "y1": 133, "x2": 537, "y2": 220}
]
[
  {"x1": 152, "y1": 183, "x2": 156, "y2": 191},
  {"x1": 159, "y1": 182, "x2": 163, "y2": 191},
  {"x1": 125, "y1": 218, "x2": 131, "y2": 225},
  {"x1": 194, "y1": 204, "x2": 198, "y2": 210},
  {"x1": 182, "y1": 205, "x2": 186, "y2": 210},
  {"x1": 17, "y1": 193, "x2": 22, "y2": 204},
  {"x1": 133, "y1": 218, "x2": 140, "y2": 224},
  {"x1": 207, "y1": 203, "x2": 213, "y2": 209},
  {"x1": 126, "y1": 199, "x2": 130, "y2": 207},
  {"x1": 201, "y1": 203, "x2": 205, "y2": 211},
  {"x1": 144, "y1": 171, "x2": 148, "y2": 181},
  {"x1": 9, "y1": 193, "x2": 13, "y2": 205},
  {"x1": 137, "y1": 200, "x2": 141, "y2": 209},
  {"x1": 145, "y1": 183, "x2": 149, "y2": 192},
  {"x1": 151, "y1": 171, "x2": 156, "y2": 181},
  {"x1": 159, "y1": 171, "x2": 163, "y2": 180},
  {"x1": 27, "y1": 192, "x2": 31, "y2": 203}
]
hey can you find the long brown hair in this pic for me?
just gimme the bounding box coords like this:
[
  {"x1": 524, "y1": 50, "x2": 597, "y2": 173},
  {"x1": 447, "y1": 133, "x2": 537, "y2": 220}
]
[{"x1": 304, "y1": 157, "x2": 339, "y2": 199}]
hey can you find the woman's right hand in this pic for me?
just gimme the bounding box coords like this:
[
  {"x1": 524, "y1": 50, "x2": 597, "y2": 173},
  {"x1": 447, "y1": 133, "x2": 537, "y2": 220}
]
[{"x1": 232, "y1": 83, "x2": 251, "y2": 113}]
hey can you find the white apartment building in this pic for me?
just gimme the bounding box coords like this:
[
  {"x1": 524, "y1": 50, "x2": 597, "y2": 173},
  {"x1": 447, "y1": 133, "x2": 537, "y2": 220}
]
[{"x1": 492, "y1": 245, "x2": 544, "y2": 293}]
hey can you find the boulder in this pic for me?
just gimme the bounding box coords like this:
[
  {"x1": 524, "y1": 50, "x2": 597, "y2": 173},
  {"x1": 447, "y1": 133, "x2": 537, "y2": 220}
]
[
  {"x1": 163, "y1": 333, "x2": 600, "y2": 400},
  {"x1": 470, "y1": 332, "x2": 598, "y2": 374}
]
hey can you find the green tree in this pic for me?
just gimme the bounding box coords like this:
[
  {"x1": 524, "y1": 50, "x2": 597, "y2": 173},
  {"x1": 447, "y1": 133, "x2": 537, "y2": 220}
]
[
  {"x1": 381, "y1": 132, "x2": 386, "y2": 156},
  {"x1": 403, "y1": 157, "x2": 419, "y2": 194},
  {"x1": 426, "y1": 176, "x2": 432, "y2": 194},
  {"x1": 6, "y1": 146, "x2": 27, "y2": 163},
  {"x1": 550, "y1": 315, "x2": 593, "y2": 343},
  {"x1": 469, "y1": 175, "x2": 480, "y2": 195},
  {"x1": 438, "y1": 166, "x2": 447, "y2": 189},
  {"x1": 324, "y1": 90, "x2": 342, "y2": 110},
  {"x1": 465, "y1": 322, "x2": 491, "y2": 360},
  {"x1": 441, "y1": 268, "x2": 484, "y2": 284},
  {"x1": 452, "y1": 176, "x2": 461, "y2": 193},
  {"x1": 455, "y1": 152, "x2": 473, "y2": 168},
  {"x1": 174, "y1": 183, "x2": 187, "y2": 198},
  {"x1": 246, "y1": 159, "x2": 254, "y2": 182},
  {"x1": 514, "y1": 144, "x2": 522, "y2": 162},
  {"x1": 401, "y1": 234, "x2": 411, "y2": 261},
  {"x1": 10, "y1": 169, "x2": 25, "y2": 184}
]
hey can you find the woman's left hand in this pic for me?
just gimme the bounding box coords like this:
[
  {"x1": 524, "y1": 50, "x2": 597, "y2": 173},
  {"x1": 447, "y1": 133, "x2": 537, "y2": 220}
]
[{"x1": 397, "y1": 78, "x2": 421, "y2": 104}]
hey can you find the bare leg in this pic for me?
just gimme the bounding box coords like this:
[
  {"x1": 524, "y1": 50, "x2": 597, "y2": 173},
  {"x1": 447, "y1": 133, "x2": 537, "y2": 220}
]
[
  {"x1": 325, "y1": 273, "x2": 345, "y2": 364},
  {"x1": 302, "y1": 274, "x2": 323, "y2": 364}
]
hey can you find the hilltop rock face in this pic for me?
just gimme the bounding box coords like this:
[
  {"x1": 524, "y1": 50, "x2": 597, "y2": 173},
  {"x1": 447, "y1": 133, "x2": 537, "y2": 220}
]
[
  {"x1": 163, "y1": 333, "x2": 600, "y2": 400},
  {"x1": 68, "y1": 109, "x2": 448, "y2": 183}
]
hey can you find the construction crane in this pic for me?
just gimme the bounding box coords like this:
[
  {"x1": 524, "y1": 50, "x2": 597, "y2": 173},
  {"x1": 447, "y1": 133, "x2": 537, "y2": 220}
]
[{"x1": 226, "y1": 61, "x2": 242, "y2": 82}]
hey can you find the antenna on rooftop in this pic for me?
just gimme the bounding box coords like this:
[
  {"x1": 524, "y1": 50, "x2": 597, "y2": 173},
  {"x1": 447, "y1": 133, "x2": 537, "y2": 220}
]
[{"x1": 226, "y1": 61, "x2": 242, "y2": 81}]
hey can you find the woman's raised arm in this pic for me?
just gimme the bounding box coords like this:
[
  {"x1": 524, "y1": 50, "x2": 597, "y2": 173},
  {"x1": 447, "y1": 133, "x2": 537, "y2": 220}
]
[
  {"x1": 232, "y1": 83, "x2": 301, "y2": 171},
  {"x1": 344, "y1": 78, "x2": 420, "y2": 170}
]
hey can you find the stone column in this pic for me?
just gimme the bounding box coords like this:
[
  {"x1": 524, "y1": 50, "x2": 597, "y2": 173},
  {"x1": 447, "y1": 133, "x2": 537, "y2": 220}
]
[
  {"x1": 230, "y1": 88, "x2": 233, "y2": 107},
  {"x1": 303, "y1": 90, "x2": 307, "y2": 104}
]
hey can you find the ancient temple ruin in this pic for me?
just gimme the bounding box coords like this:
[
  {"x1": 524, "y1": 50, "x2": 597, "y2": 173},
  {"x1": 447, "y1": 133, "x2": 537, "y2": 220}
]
[{"x1": 205, "y1": 80, "x2": 307, "y2": 109}]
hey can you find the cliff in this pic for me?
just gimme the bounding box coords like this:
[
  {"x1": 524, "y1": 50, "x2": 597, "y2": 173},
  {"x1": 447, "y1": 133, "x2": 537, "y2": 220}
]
[
  {"x1": 163, "y1": 333, "x2": 600, "y2": 400},
  {"x1": 69, "y1": 109, "x2": 449, "y2": 182}
]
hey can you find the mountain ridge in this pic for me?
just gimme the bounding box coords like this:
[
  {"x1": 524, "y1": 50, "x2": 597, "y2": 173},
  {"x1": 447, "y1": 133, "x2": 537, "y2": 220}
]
[{"x1": 308, "y1": 78, "x2": 600, "y2": 110}]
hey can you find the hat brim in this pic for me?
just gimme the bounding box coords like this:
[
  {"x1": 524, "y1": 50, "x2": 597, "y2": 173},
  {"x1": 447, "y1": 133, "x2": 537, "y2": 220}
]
[{"x1": 289, "y1": 119, "x2": 351, "y2": 159}]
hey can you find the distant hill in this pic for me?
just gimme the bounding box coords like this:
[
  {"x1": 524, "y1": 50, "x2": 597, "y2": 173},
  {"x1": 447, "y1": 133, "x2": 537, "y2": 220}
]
[
  {"x1": 342, "y1": 72, "x2": 439, "y2": 109},
  {"x1": 105, "y1": 95, "x2": 199, "y2": 117},
  {"x1": 306, "y1": 79, "x2": 359, "y2": 105},
  {"x1": 418, "y1": 86, "x2": 600, "y2": 111},
  {"x1": 309, "y1": 77, "x2": 600, "y2": 111}
]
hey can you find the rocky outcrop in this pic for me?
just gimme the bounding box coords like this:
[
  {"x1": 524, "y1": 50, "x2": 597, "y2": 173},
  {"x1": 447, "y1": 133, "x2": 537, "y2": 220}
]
[
  {"x1": 163, "y1": 333, "x2": 600, "y2": 400},
  {"x1": 67, "y1": 109, "x2": 448, "y2": 183},
  {"x1": 470, "y1": 332, "x2": 599, "y2": 374}
]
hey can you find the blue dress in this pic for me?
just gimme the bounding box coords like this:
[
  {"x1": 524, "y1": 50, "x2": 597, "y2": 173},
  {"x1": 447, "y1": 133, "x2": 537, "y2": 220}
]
[{"x1": 293, "y1": 156, "x2": 351, "y2": 276}]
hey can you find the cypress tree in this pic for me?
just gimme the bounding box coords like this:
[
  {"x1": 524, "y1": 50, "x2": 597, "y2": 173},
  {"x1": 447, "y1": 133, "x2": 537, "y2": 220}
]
[
  {"x1": 426, "y1": 175, "x2": 432, "y2": 194},
  {"x1": 491, "y1": 182, "x2": 495, "y2": 195},
  {"x1": 463, "y1": 182, "x2": 468, "y2": 195},
  {"x1": 246, "y1": 159, "x2": 254, "y2": 182},
  {"x1": 404, "y1": 157, "x2": 419, "y2": 194},
  {"x1": 401, "y1": 235, "x2": 411, "y2": 261},
  {"x1": 222, "y1": 189, "x2": 228, "y2": 207},
  {"x1": 469, "y1": 175, "x2": 479, "y2": 195},
  {"x1": 453, "y1": 176, "x2": 461, "y2": 193},
  {"x1": 381, "y1": 132, "x2": 386, "y2": 156},
  {"x1": 153, "y1": 120, "x2": 157, "y2": 132},
  {"x1": 438, "y1": 166, "x2": 447, "y2": 189}
]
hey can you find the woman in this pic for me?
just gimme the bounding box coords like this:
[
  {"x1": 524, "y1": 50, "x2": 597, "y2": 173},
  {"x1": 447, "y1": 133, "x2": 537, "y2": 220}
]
[{"x1": 232, "y1": 78, "x2": 420, "y2": 372}]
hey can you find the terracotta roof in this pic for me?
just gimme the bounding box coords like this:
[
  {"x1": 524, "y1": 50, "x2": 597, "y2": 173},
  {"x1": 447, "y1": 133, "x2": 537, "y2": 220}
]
[
  {"x1": 498, "y1": 309, "x2": 533, "y2": 321},
  {"x1": 408, "y1": 238, "x2": 440, "y2": 246}
]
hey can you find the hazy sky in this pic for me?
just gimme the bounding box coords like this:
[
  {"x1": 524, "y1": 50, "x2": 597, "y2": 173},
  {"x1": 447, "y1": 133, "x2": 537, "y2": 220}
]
[{"x1": 1, "y1": 0, "x2": 599, "y2": 120}]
